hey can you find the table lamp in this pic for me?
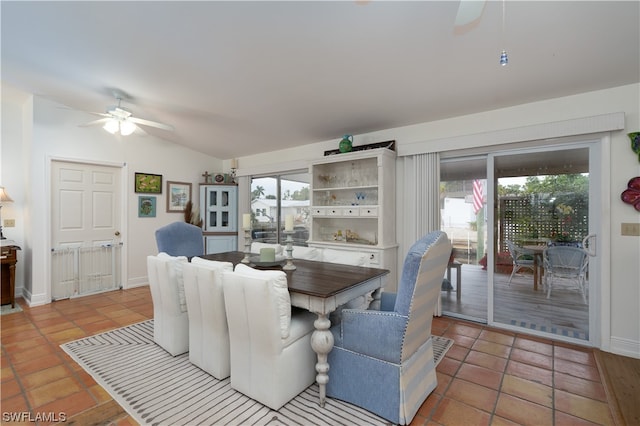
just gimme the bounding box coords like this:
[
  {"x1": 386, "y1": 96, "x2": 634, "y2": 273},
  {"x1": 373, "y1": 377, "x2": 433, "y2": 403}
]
[{"x1": 0, "y1": 186, "x2": 14, "y2": 239}]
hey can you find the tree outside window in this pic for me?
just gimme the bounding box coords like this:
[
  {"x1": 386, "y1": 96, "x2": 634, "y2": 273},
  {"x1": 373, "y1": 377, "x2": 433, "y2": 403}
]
[{"x1": 250, "y1": 172, "x2": 310, "y2": 245}]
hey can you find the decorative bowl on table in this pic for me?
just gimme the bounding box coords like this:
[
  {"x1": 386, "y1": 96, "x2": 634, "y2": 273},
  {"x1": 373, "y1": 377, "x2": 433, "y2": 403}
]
[{"x1": 249, "y1": 255, "x2": 286, "y2": 269}]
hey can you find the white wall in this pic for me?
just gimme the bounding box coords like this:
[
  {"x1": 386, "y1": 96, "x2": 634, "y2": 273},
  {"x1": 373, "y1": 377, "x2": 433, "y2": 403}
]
[
  {"x1": 1, "y1": 87, "x2": 223, "y2": 304},
  {"x1": 1, "y1": 86, "x2": 31, "y2": 297},
  {"x1": 237, "y1": 84, "x2": 640, "y2": 358}
]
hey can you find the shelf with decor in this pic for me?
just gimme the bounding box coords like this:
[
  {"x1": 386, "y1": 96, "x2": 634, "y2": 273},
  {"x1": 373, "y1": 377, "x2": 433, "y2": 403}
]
[{"x1": 308, "y1": 148, "x2": 398, "y2": 281}]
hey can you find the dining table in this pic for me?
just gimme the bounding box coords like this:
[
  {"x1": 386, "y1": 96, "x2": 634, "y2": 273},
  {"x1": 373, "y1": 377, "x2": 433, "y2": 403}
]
[
  {"x1": 523, "y1": 245, "x2": 547, "y2": 291},
  {"x1": 201, "y1": 251, "x2": 390, "y2": 407}
]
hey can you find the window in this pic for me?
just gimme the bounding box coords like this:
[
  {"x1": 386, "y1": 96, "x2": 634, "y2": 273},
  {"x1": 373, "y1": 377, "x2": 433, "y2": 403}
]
[{"x1": 250, "y1": 171, "x2": 310, "y2": 245}]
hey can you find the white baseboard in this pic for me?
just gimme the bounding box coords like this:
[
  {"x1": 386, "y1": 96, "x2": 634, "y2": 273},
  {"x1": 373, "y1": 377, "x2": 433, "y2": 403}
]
[
  {"x1": 126, "y1": 277, "x2": 149, "y2": 288},
  {"x1": 608, "y1": 336, "x2": 640, "y2": 359},
  {"x1": 21, "y1": 288, "x2": 49, "y2": 307}
]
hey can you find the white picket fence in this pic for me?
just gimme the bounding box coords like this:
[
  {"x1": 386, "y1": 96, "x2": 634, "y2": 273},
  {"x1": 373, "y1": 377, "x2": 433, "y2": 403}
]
[{"x1": 51, "y1": 242, "x2": 122, "y2": 300}]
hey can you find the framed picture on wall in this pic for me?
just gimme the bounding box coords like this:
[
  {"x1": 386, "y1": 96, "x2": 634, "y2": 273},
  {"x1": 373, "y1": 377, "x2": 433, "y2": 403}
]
[
  {"x1": 166, "y1": 181, "x2": 192, "y2": 213},
  {"x1": 138, "y1": 196, "x2": 157, "y2": 217},
  {"x1": 135, "y1": 172, "x2": 162, "y2": 193}
]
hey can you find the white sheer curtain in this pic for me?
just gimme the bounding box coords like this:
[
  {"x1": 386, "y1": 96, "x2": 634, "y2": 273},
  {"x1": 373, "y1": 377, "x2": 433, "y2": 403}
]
[{"x1": 401, "y1": 152, "x2": 445, "y2": 315}]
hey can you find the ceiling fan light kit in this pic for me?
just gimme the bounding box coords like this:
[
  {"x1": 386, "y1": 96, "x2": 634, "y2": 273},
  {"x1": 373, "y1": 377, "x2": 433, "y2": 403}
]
[
  {"x1": 102, "y1": 115, "x2": 137, "y2": 136},
  {"x1": 103, "y1": 119, "x2": 120, "y2": 134},
  {"x1": 120, "y1": 120, "x2": 136, "y2": 135},
  {"x1": 81, "y1": 91, "x2": 174, "y2": 136}
]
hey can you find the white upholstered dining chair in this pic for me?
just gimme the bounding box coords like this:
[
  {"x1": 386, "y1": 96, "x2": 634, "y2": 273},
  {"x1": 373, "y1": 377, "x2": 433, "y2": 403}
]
[
  {"x1": 182, "y1": 257, "x2": 234, "y2": 379},
  {"x1": 147, "y1": 253, "x2": 189, "y2": 356},
  {"x1": 222, "y1": 264, "x2": 317, "y2": 410}
]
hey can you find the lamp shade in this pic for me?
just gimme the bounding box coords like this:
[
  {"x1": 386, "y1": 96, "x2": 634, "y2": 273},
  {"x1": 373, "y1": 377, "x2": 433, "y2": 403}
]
[
  {"x1": 0, "y1": 186, "x2": 13, "y2": 203},
  {"x1": 103, "y1": 119, "x2": 120, "y2": 134},
  {"x1": 103, "y1": 117, "x2": 137, "y2": 136},
  {"x1": 120, "y1": 120, "x2": 137, "y2": 136}
]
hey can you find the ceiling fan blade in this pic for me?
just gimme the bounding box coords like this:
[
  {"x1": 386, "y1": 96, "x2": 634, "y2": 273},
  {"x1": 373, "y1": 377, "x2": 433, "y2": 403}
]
[
  {"x1": 79, "y1": 117, "x2": 110, "y2": 127},
  {"x1": 128, "y1": 117, "x2": 174, "y2": 132},
  {"x1": 454, "y1": 0, "x2": 486, "y2": 27},
  {"x1": 133, "y1": 125, "x2": 148, "y2": 136},
  {"x1": 86, "y1": 111, "x2": 111, "y2": 118}
]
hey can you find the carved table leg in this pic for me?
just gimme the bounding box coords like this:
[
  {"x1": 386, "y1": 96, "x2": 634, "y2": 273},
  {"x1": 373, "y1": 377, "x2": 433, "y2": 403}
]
[
  {"x1": 369, "y1": 287, "x2": 382, "y2": 311},
  {"x1": 310, "y1": 313, "x2": 333, "y2": 407}
]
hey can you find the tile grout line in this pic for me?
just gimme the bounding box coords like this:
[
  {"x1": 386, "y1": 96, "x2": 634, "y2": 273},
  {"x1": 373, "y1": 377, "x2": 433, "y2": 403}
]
[{"x1": 488, "y1": 327, "x2": 511, "y2": 424}]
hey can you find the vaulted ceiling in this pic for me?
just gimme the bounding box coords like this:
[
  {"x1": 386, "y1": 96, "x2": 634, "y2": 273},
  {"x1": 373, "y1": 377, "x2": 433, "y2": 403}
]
[{"x1": 2, "y1": 1, "x2": 638, "y2": 159}]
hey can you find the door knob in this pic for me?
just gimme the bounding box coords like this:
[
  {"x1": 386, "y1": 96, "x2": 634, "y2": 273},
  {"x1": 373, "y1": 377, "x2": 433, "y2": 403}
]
[{"x1": 115, "y1": 231, "x2": 121, "y2": 236}]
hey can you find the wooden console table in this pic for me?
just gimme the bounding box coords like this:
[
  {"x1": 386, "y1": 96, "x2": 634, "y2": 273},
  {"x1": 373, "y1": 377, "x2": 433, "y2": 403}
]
[{"x1": 1, "y1": 242, "x2": 21, "y2": 308}]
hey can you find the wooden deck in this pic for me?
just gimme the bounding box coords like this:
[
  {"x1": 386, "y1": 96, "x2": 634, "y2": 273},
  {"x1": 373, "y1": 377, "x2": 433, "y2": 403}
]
[{"x1": 441, "y1": 264, "x2": 589, "y2": 341}]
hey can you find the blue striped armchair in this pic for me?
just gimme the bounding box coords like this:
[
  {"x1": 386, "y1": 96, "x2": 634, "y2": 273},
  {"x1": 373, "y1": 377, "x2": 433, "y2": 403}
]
[{"x1": 326, "y1": 231, "x2": 452, "y2": 424}]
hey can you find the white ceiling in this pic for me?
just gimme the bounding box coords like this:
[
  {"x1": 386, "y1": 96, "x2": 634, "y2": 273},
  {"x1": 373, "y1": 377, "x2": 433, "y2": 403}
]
[{"x1": 2, "y1": 1, "x2": 638, "y2": 160}]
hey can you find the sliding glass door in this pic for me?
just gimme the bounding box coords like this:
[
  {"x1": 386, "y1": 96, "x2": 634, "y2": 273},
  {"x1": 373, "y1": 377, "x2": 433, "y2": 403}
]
[
  {"x1": 440, "y1": 156, "x2": 489, "y2": 322},
  {"x1": 440, "y1": 140, "x2": 599, "y2": 344},
  {"x1": 489, "y1": 145, "x2": 595, "y2": 343}
]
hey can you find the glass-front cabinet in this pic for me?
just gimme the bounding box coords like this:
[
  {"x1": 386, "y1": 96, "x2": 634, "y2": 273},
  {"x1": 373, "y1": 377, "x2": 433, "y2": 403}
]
[
  {"x1": 200, "y1": 184, "x2": 238, "y2": 254},
  {"x1": 308, "y1": 148, "x2": 398, "y2": 282}
]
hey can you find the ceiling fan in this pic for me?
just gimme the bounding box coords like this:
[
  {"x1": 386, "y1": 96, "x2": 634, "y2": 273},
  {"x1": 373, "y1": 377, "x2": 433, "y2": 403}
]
[
  {"x1": 454, "y1": 0, "x2": 487, "y2": 29},
  {"x1": 80, "y1": 91, "x2": 174, "y2": 136}
]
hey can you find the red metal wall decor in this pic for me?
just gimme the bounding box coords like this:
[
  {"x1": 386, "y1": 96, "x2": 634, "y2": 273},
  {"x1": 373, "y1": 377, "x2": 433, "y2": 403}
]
[{"x1": 621, "y1": 176, "x2": 640, "y2": 212}]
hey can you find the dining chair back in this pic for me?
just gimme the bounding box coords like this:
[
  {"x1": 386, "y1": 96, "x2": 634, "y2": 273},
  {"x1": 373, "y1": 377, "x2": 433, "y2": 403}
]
[
  {"x1": 147, "y1": 254, "x2": 189, "y2": 356},
  {"x1": 182, "y1": 257, "x2": 233, "y2": 379},
  {"x1": 326, "y1": 230, "x2": 451, "y2": 425},
  {"x1": 543, "y1": 246, "x2": 589, "y2": 303},
  {"x1": 222, "y1": 264, "x2": 317, "y2": 410},
  {"x1": 155, "y1": 221, "x2": 204, "y2": 259}
]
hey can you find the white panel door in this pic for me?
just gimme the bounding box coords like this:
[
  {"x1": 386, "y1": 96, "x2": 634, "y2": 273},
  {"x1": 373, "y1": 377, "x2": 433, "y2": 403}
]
[{"x1": 51, "y1": 161, "x2": 123, "y2": 299}]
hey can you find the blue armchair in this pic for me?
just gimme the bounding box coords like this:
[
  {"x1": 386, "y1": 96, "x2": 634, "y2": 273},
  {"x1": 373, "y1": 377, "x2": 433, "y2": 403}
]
[
  {"x1": 155, "y1": 221, "x2": 204, "y2": 259},
  {"x1": 326, "y1": 231, "x2": 452, "y2": 425}
]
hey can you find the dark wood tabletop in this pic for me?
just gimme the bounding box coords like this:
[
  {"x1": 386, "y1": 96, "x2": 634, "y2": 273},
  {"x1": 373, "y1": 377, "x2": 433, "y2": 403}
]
[{"x1": 201, "y1": 251, "x2": 389, "y2": 298}]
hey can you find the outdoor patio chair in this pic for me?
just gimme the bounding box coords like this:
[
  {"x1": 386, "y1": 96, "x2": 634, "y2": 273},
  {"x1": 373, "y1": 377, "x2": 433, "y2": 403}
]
[
  {"x1": 506, "y1": 240, "x2": 536, "y2": 284},
  {"x1": 543, "y1": 246, "x2": 588, "y2": 304}
]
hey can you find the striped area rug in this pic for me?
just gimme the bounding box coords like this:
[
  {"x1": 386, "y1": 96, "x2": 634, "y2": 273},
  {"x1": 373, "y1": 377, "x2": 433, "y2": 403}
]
[{"x1": 62, "y1": 320, "x2": 453, "y2": 426}]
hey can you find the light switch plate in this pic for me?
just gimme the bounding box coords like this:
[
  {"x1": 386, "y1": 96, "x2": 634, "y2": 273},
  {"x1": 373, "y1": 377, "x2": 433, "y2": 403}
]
[
  {"x1": 3, "y1": 219, "x2": 15, "y2": 227},
  {"x1": 621, "y1": 222, "x2": 640, "y2": 236}
]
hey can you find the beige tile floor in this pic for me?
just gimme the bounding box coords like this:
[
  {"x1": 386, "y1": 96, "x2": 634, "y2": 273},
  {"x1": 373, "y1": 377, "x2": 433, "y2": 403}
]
[{"x1": 1, "y1": 287, "x2": 623, "y2": 425}]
